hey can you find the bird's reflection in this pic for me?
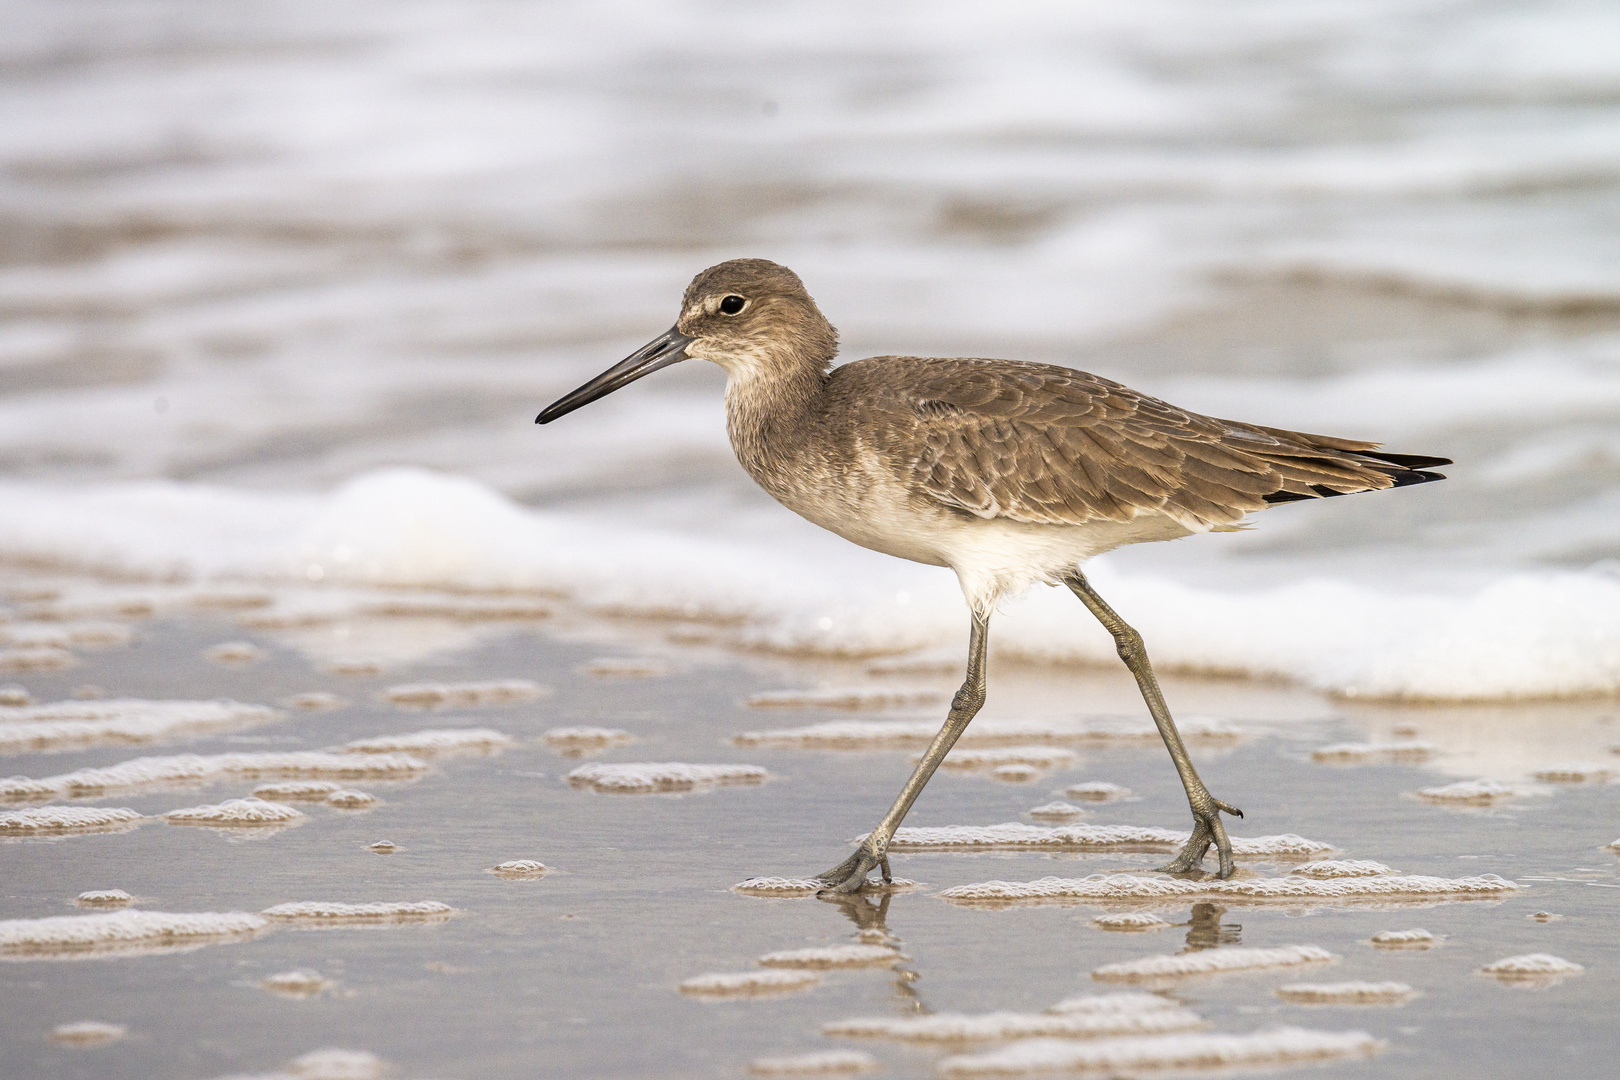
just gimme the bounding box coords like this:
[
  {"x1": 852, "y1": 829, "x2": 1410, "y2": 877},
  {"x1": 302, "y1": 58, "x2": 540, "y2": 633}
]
[
  {"x1": 818, "y1": 890, "x2": 930, "y2": 1014},
  {"x1": 1181, "y1": 902, "x2": 1241, "y2": 951}
]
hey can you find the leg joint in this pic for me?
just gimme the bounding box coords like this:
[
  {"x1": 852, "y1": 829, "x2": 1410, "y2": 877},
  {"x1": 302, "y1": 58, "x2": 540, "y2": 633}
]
[
  {"x1": 952, "y1": 684, "x2": 986, "y2": 715},
  {"x1": 1111, "y1": 624, "x2": 1145, "y2": 663}
]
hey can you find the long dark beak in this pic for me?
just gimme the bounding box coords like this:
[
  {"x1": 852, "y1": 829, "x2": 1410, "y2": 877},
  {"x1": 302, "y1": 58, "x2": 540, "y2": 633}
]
[{"x1": 536, "y1": 325, "x2": 694, "y2": 424}]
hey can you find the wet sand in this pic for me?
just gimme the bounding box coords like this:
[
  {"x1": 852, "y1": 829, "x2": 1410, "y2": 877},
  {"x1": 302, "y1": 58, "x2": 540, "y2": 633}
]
[{"x1": 1, "y1": 595, "x2": 1616, "y2": 1079}]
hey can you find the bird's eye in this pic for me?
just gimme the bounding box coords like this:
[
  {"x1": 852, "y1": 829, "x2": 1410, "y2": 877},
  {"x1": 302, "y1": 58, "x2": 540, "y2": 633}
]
[{"x1": 718, "y1": 295, "x2": 746, "y2": 315}]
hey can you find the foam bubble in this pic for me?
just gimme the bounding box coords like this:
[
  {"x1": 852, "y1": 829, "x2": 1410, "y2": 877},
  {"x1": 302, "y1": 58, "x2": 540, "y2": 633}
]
[
  {"x1": 1532, "y1": 762, "x2": 1615, "y2": 782},
  {"x1": 1065, "y1": 782, "x2": 1131, "y2": 801},
  {"x1": 1047, "y1": 992, "x2": 1189, "y2": 1016},
  {"x1": 367, "y1": 841, "x2": 396, "y2": 854},
  {"x1": 0, "y1": 807, "x2": 143, "y2": 835},
  {"x1": 941, "y1": 873, "x2": 1520, "y2": 907},
  {"x1": 1276, "y1": 981, "x2": 1416, "y2": 1005},
  {"x1": 325, "y1": 790, "x2": 378, "y2": 809},
  {"x1": 748, "y1": 1050, "x2": 875, "y2": 1075},
  {"x1": 730, "y1": 876, "x2": 918, "y2": 898},
  {"x1": 1608, "y1": 838, "x2": 1620, "y2": 853},
  {"x1": 938, "y1": 748, "x2": 1079, "y2": 771},
  {"x1": 1479, "y1": 953, "x2": 1584, "y2": 984},
  {"x1": 679, "y1": 970, "x2": 820, "y2": 996},
  {"x1": 0, "y1": 686, "x2": 31, "y2": 707},
  {"x1": 283, "y1": 693, "x2": 345, "y2": 711},
  {"x1": 542, "y1": 727, "x2": 634, "y2": 757},
  {"x1": 2, "y1": 750, "x2": 429, "y2": 801},
  {"x1": 1093, "y1": 945, "x2": 1336, "y2": 983},
  {"x1": 758, "y1": 944, "x2": 902, "y2": 969},
  {"x1": 1091, "y1": 912, "x2": 1172, "y2": 932},
  {"x1": 0, "y1": 910, "x2": 266, "y2": 959},
  {"x1": 567, "y1": 762, "x2": 769, "y2": 794},
  {"x1": 206, "y1": 641, "x2": 263, "y2": 664},
  {"x1": 937, "y1": 1027, "x2": 1383, "y2": 1075},
  {"x1": 336, "y1": 728, "x2": 512, "y2": 756},
  {"x1": 1027, "y1": 801, "x2": 1085, "y2": 820},
  {"x1": 382, "y1": 680, "x2": 544, "y2": 708},
  {"x1": 1288, "y1": 860, "x2": 1398, "y2": 879},
  {"x1": 75, "y1": 890, "x2": 133, "y2": 908},
  {"x1": 217, "y1": 1048, "x2": 386, "y2": 1080},
  {"x1": 51, "y1": 1020, "x2": 126, "y2": 1044},
  {"x1": 584, "y1": 658, "x2": 670, "y2": 677},
  {"x1": 0, "y1": 699, "x2": 281, "y2": 756},
  {"x1": 254, "y1": 781, "x2": 341, "y2": 801},
  {"x1": 880, "y1": 823, "x2": 1331, "y2": 856},
  {"x1": 261, "y1": 901, "x2": 454, "y2": 925},
  {"x1": 164, "y1": 798, "x2": 306, "y2": 827},
  {"x1": 1415, "y1": 779, "x2": 1520, "y2": 803},
  {"x1": 1310, "y1": 741, "x2": 1439, "y2": 764},
  {"x1": 0, "y1": 647, "x2": 74, "y2": 672},
  {"x1": 1369, "y1": 929, "x2": 1437, "y2": 950},
  {"x1": 745, "y1": 687, "x2": 945, "y2": 710},
  {"x1": 261, "y1": 969, "x2": 334, "y2": 998},
  {"x1": 488, "y1": 860, "x2": 548, "y2": 879},
  {"x1": 824, "y1": 1003, "x2": 1202, "y2": 1042},
  {"x1": 733, "y1": 717, "x2": 1234, "y2": 750}
]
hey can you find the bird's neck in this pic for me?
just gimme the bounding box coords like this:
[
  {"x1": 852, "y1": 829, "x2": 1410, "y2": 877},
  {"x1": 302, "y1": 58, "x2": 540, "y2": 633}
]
[{"x1": 722, "y1": 345, "x2": 828, "y2": 483}]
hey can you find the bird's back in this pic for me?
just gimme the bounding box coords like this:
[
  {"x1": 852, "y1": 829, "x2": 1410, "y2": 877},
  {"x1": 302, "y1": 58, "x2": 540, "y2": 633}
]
[{"x1": 820, "y1": 355, "x2": 1448, "y2": 534}]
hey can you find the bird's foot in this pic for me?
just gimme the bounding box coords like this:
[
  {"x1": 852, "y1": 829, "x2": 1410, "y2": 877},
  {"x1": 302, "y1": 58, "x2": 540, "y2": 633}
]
[
  {"x1": 814, "y1": 845, "x2": 892, "y2": 895},
  {"x1": 1157, "y1": 793, "x2": 1243, "y2": 879}
]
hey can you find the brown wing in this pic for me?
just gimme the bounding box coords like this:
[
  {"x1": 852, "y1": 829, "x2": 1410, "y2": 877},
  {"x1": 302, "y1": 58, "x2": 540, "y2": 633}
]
[{"x1": 896, "y1": 359, "x2": 1447, "y2": 530}]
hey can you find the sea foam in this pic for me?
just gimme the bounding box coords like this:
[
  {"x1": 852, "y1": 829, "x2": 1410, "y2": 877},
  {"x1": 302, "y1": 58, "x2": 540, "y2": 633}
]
[
  {"x1": 5, "y1": 470, "x2": 1616, "y2": 701},
  {"x1": 1275, "y1": 981, "x2": 1416, "y2": 1005},
  {"x1": 1092, "y1": 945, "x2": 1335, "y2": 982},
  {"x1": 0, "y1": 910, "x2": 266, "y2": 958},
  {"x1": 0, "y1": 807, "x2": 143, "y2": 835},
  {"x1": 823, "y1": 1003, "x2": 1202, "y2": 1042},
  {"x1": 335, "y1": 728, "x2": 513, "y2": 756},
  {"x1": 940, "y1": 873, "x2": 1520, "y2": 906},
  {"x1": 0, "y1": 698, "x2": 278, "y2": 755},
  {"x1": 261, "y1": 901, "x2": 454, "y2": 925},
  {"x1": 748, "y1": 1050, "x2": 875, "y2": 1075},
  {"x1": 758, "y1": 944, "x2": 902, "y2": 969},
  {"x1": 567, "y1": 762, "x2": 769, "y2": 794},
  {"x1": 382, "y1": 679, "x2": 544, "y2": 708},
  {"x1": 680, "y1": 970, "x2": 820, "y2": 996},
  {"x1": 1, "y1": 750, "x2": 428, "y2": 802},
  {"x1": 163, "y1": 798, "x2": 305, "y2": 827},
  {"x1": 878, "y1": 823, "x2": 1331, "y2": 855},
  {"x1": 937, "y1": 1027, "x2": 1382, "y2": 1075}
]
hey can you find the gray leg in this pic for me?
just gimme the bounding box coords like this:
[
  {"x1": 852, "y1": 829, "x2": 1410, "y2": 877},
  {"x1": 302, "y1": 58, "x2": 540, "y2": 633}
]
[
  {"x1": 815, "y1": 611, "x2": 990, "y2": 894},
  {"x1": 1063, "y1": 570, "x2": 1243, "y2": 879}
]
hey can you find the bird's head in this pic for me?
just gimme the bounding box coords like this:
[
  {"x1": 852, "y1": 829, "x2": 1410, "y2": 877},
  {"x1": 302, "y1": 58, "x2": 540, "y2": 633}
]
[{"x1": 536, "y1": 259, "x2": 835, "y2": 424}]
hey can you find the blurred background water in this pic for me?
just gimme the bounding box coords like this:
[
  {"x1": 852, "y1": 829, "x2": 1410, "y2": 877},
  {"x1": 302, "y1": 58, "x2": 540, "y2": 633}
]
[{"x1": 3, "y1": 0, "x2": 1620, "y2": 697}]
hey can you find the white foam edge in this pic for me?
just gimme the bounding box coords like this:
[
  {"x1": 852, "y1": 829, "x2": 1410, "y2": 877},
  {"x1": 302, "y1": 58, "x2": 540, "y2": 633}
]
[
  {"x1": 260, "y1": 901, "x2": 454, "y2": 924},
  {"x1": 335, "y1": 728, "x2": 513, "y2": 756},
  {"x1": 758, "y1": 944, "x2": 902, "y2": 969},
  {"x1": 1091, "y1": 911, "x2": 1172, "y2": 931},
  {"x1": 1415, "y1": 779, "x2": 1522, "y2": 802},
  {"x1": 164, "y1": 798, "x2": 306, "y2": 826},
  {"x1": 0, "y1": 910, "x2": 266, "y2": 956},
  {"x1": 567, "y1": 762, "x2": 769, "y2": 793},
  {"x1": 254, "y1": 781, "x2": 341, "y2": 801},
  {"x1": 823, "y1": 1003, "x2": 1203, "y2": 1042},
  {"x1": 1310, "y1": 741, "x2": 1438, "y2": 763},
  {"x1": 488, "y1": 860, "x2": 548, "y2": 877},
  {"x1": 1479, "y1": 953, "x2": 1584, "y2": 978},
  {"x1": 261, "y1": 969, "x2": 334, "y2": 996},
  {"x1": 1532, "y1": 762, "x2": 1616, "y2": 782},
  {"x1": 1047, "y1": 992, "x2": 1191, "y2": 1016},
  {"x1": 731, "y1": 876, "x2": 918, "y2": 898},
  {"x1": 51, "y1": 1020, "x2": 127, "y2": 1043},
  {"x1": 936, "y1": 747, "x2": 1079, "y2": 770},
  {"x1": 878, "y1": 822, "x2": 1332, "y2": 855},
  {"x1": 1, "y1": 750, "x2": 428, "y2": 801},
  {"x1": 679, "y1": 969, "x2": 820, "y2": 996},
  {"x1": 75, "y1": 889, "x2": 134, "y2": 907},
  {"x1": 941, "y1": 873, "x2": 1520, "y2": 907},
  {"x1": 1288, "y1": 859, "x2": 1397, "y2": 879},
  {"x1": 1275, "y1": 981, "x2": 1416, "y2": 1004},
  {"x1": 748, "y1": 1050, "x2": 876, "y2": 1075},
  {"x1": 542, "y1": 726, "x2": 633, "y2": 750},
  {"x1": 937, "y1": 1026, "x2": 1383, "y2": 1075},
  {"x1": 733, "y1": 716, "x2": 1237, "y2": 749},
  {"x1": 0, "y1": 806, "x2": 143, "y2": 834},
  {"x1": 382, "y1": 679, "x2": 544, "y2": 707},
  {"x1": 0, "y1": 699, "x2": 280, "y2": 755},
  {"x1": 324, "y1": 790, "x2": 377, "y2": 808},
  {"x1": 1369, "y1": 929, "x2": 1437, "y2": 949},
  {"x1": 1092, "y1": 945, "x2": 1336, "y2": 982}
]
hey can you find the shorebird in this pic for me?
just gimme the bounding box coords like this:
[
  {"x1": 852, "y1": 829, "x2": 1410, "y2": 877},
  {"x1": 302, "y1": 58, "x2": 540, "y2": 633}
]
[{"x1": 537, "y1": 259, "x2": 1449, "y2": 891}]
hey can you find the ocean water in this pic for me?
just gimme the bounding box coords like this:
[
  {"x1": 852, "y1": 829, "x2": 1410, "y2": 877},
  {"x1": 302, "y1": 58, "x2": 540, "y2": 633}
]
[{"x1": 3, "y1": 5, "x2": 1620, "y2": 683}]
